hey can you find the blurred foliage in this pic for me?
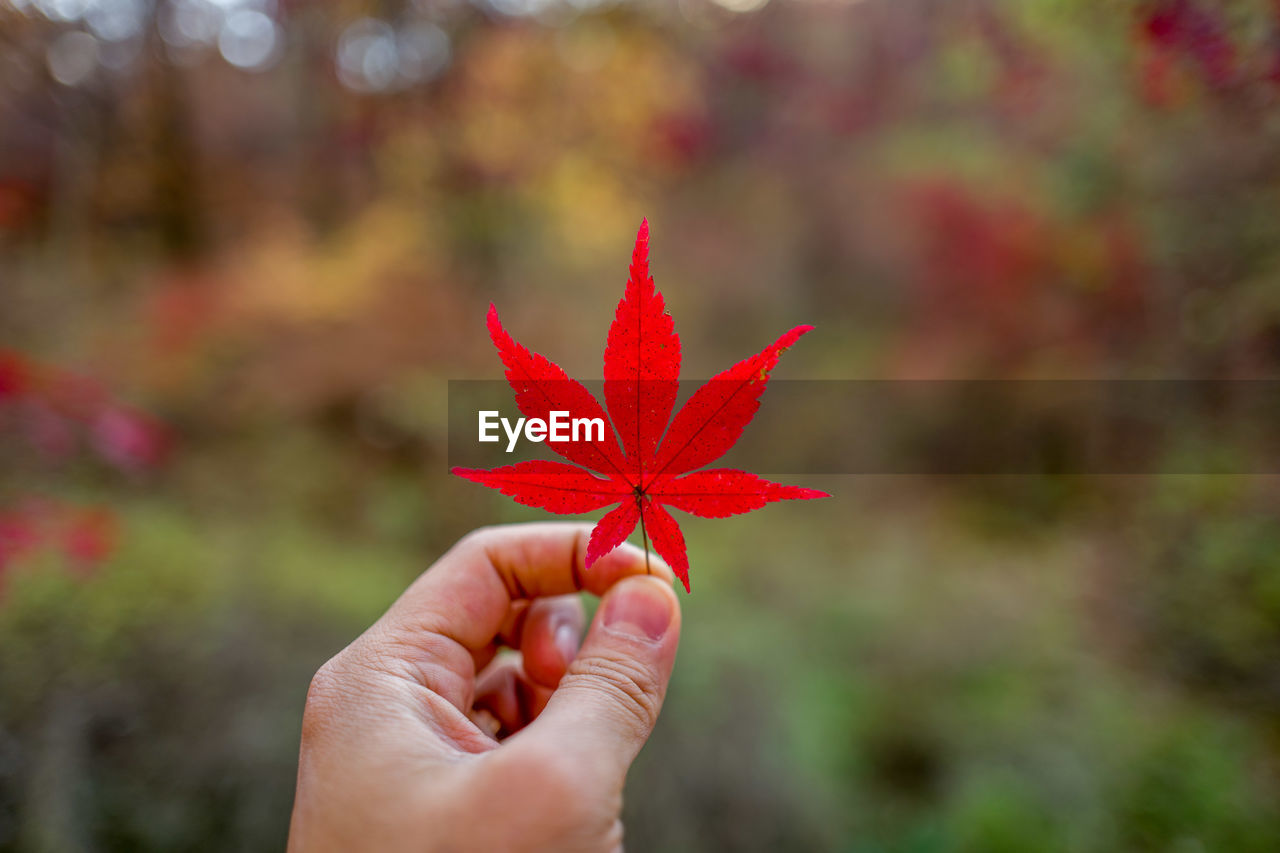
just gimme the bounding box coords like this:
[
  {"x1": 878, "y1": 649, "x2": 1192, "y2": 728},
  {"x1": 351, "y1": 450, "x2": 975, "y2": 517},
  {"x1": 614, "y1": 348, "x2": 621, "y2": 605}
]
[{"x1": 3, "y1": 0, "x2": 1280, "y2": 850}]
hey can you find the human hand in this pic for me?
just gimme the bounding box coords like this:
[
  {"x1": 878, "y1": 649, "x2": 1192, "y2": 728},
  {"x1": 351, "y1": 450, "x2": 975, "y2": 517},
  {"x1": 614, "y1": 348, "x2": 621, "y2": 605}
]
[{"x1": 287, "y1": 523, "x2": 683, "y2": 853}]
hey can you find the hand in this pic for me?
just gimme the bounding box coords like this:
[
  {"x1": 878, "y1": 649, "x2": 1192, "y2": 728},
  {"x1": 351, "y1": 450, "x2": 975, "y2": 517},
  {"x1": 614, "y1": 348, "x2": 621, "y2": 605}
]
[{"x1": 287, "y1": 523, "x2": 683, "y2": 853}]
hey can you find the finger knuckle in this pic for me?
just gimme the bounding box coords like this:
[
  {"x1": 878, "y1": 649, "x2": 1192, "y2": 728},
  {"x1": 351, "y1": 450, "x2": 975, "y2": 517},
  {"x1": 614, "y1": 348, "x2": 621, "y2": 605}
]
[
  {"x1": 300, "y1": 656, "x2": 345, "y2": 736},
  {"x1": 566, "y1": 654, "x2": 662, "y2": 736},
  {"x1": 458, "y1": 525, "x2": 499, "y2": 553}
]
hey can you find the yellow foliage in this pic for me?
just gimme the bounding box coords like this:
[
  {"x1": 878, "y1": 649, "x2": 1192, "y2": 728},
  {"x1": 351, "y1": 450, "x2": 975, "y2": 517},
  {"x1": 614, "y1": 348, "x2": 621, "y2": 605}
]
[{"x1": 227, "y1": 202, "x2": 433, "y2": 323}]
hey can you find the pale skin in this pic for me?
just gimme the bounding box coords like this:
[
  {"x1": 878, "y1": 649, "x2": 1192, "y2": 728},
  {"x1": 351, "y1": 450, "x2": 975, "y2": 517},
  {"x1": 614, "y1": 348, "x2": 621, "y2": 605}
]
[{"x1": 288, "y1": 523, "x2": 683, "y2": 853}]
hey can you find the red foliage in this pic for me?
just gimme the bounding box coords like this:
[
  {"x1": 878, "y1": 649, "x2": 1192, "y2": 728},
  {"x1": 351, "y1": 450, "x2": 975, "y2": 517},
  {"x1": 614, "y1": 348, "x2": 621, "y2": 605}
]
[
  {"x1": 452, "y1": 221, "x2": 827, "y2": 591},
  {"x1": 91, "y1": 407, "x2": 171, "y2": 473},
  {"x1": 1138, "y1": 49, "x2": 1182, "y2": 107},
  {"x1": 1140, "y1": 1, "x2": 1236, "y2": 88},
  {"x1": 62, "y1": 508, "x2": 118, "y2": 570},
  {"x1": 0, "y1": 507, "x2": 42, "y2": 571},
  {"x1": 22, "y1": 400, "x2": 79, "y2": 462},
  {"x1": 0, "y1": 501, "x2": 118, "y2": 594},
  {"x1": 723, "y1": 38, "x2": 799, "y2": 85},
  {"x1": 0, "y1": 350, "x2": 29, "y2": 400},
  {"x1": 650, "y1": 113, "x2": 715, "y2": 170},
  {"x1": 0, "y1": 349, "x2": 170, "y2": 473},
  {"x1": 905, "y1": 179, "x2": 1049, "y2": 346},
  {"x1": 892, "y1": 178, "x2": 1150, "y2": 374},
  {"x1": 144, "y1": 274, "x2": 224, "y2": 357}
]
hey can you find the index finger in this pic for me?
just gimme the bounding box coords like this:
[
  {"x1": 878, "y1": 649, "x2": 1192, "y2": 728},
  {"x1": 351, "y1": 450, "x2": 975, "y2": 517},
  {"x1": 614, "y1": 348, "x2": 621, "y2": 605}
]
[{"x1": 384, "y1": 523, "x2": 673, "y2": 652}]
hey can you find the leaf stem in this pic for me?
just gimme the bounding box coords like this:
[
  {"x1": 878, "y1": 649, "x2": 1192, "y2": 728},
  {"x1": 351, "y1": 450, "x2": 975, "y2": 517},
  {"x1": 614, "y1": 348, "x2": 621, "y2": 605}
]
[{"x1": 637, "y1": 495, "x2": 651, "y2": 576}]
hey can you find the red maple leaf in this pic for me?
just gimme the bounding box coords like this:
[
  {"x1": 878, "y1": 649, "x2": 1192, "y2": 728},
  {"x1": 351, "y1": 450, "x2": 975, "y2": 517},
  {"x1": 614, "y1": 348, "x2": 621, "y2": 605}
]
[{"x1": 451, "y1": 220, "x2": 828, "y2": 591}]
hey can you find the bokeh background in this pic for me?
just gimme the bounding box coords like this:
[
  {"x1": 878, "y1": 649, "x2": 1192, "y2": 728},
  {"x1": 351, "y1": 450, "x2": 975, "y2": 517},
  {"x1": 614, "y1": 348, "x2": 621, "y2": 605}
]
[{"x1": 3, "y1": 0, "x2": 1280, "y2": 850}]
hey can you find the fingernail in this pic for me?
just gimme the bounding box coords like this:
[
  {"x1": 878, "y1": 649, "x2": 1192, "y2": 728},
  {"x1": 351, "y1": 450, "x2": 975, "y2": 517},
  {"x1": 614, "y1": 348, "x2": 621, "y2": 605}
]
[
  {"x1": 603, "y1": 578, "x2": 673, "y2": 642},
  {"x1": 554, "y1": 622, "x2": 579, "y2": 665}
]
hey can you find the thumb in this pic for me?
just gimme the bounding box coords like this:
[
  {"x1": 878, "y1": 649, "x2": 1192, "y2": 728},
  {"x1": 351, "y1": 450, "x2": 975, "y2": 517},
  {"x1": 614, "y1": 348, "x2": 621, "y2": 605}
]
[{"x1": 517, "y1": 574, "x2": 681, "y2": 787}]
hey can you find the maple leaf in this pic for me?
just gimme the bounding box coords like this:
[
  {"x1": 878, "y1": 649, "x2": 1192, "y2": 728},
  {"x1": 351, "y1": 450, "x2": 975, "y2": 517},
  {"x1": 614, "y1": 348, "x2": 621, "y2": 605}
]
[{"x1": 451, "y1": 220, "x2": 828, "y2": 591}]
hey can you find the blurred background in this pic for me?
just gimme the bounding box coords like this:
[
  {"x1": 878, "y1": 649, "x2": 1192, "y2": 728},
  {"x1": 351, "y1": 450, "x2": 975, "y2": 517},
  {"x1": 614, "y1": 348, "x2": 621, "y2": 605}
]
[{"x1": 3, "y1": 0, "x2": 1280, "y2": 849}]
